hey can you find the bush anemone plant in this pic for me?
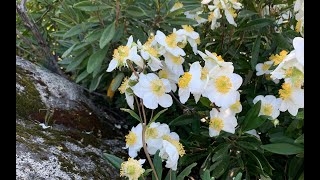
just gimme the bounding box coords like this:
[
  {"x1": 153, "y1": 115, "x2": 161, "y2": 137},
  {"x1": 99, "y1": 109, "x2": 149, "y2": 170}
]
[{"x1": 16, "y1": 0, "x2": 304, "y2": 179}]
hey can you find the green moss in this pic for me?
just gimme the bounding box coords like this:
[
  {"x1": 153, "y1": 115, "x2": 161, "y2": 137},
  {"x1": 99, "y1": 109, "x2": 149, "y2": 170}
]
[
  {"x1": 16, "y1": 66, "x2": 46, "y2": 119},
  {"x1": 57, "y1": 155, "x2": 77, "y2": 174}
]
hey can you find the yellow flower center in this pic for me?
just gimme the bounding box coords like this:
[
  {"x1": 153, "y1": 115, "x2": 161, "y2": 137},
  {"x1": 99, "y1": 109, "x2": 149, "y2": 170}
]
[
  {"x1": 285, "y1": 67, "x2": 293, "y2": 77},
  {"x1": 209, "y1": 117, "x2": 224, "y2": 131},
  {"x1": 230, "y1": 100, "x2": 241, "y2": 112},
  {"x1": 295, "y1": 20, "x2": 302, "y2": 32},
  {"x1": 262, "y1": 63, "x2": 271, "y2": 71},
  {"x1": 286, "y1": 67, "x2": 304, "y2": 87},
  {"x1": 182, "y1": 25, "x2": 194, "y2": 32},
  {"x1": 165, "y1": 33, "x2": 177, "y2": 48},
  {"x1": 262, "y1": 104, "x2": 273, "y2": 116},
  {"x1": 279, "y1": 83, "x2": 292, "y2": 100},
  {"x1": 212, "y1": 52, "x2": 224, "y2": 62},
  {"x1": 178, "y1": 72, "x2": 192, "y2": 88},
  {"x1": 269, "y1": 50, "x2": 288, "y2": 65},
  {"x1": 158, "y1": 70, "x2": 168, "y2": 79},
  {"x1": 163, "y1": 135, "x2": 185, "y2": 157},
  {"x1": 208, "y1": 12, "x2": 214, "y2": 22},
  {"x1": 215, "y1": 76, "x2": 232, "y2": 94},
  {"x1": 229, "y1": 8, "x2": 237, "y2": 18},
  {"x1": 171, "y1": 55, "x2": 183, "y2": 64},
  {"x1": 150, "y1": 79, "x2": 166, "y2": 96},
  {"x1": 195, "y1": 37, "x2": 201, "y2": 45},
  {"x1": 113, "y1": 46, "x2": 130, "y2": 63},
  {"x1": 118, "y1": 77, "x2": 129, "y2": 94},
  {"x1": 145, "y1": 46, "x2": 158, "y2": 57},
  {"x1": 146, "y1": 127, "x2": 158, "y2": 139},
  {"x1": 201, "y1": 67, "x2": 209, "y2": 80},
  {"x1": 125, "y1": 131, "x2": 137, "y2": 146},
  {"x1": 120, "y1": 158, "x2": 145, "y2": 180}
]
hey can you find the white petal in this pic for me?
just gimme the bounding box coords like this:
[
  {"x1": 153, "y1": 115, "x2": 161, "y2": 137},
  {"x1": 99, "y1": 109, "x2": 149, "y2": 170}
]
[
  {"x1": 209, "y1": 128, "x2": 220, "y2": 137},
  {"x1": 106, "y1": 59, "x2": 118, "y2": 72},
  {"x1": 158, "y1": 94, "x2": 173, "y2": 108},
  {"x1": 178, "y1": 88, "x2": 190, "y2": 104},
  {"x1": 224, "y1": 9, "x2": 237, "y2": 26},
  {"x1": 126, "y1": 35, "x2": 133, "y2": 47},
  {"x1": 155, "y1": 31, "x2": 167, "y2": 46},
  {"x1": 125, "y1": 93, "x2": 135, "y2": 110},
  {"x1": 143, "y1": 93, "x2": 158, "y2": 109},
  {"x1": 293, "y1": 37, "x2": 304, "y2": 65}
]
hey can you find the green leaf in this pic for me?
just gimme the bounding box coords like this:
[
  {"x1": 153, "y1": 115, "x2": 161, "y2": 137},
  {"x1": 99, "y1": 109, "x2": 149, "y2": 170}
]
[
  {"x1": 240, "y1": 18, "x2": 274, "y2": 31},
  {"x1": 251, "y1": 35, "x2": 261, "y2": 70},
  {"x1": 294, "y1": 134, "x2": 304, "y2": 144},
  {"x1": 149, "y1": 109, "x2": 168, "y2": 125},
  {"x1": 66, "y1": 56, "x2": 87, "y2": 72},
  {"x1": 241, "y1": 101, "x2": 264, "y2": 131},
  {"x1": 179, "y1": 152, "x2": 208, "y2": 167},
  {"x1": 102, "y1": 153, "x2": 123, "y2": 169},
  {"x1": 234, "y1": 172, "x2": 243, "y2": 180},
  {"x1": 87, "y1": 45, "x2": 109, "y2": 73},
  {"x1": 120, "y1": 108, "x2": 141, "y2": 123},
  {"x1": 99, "y1": 21, "x2": 116, "y2": 49},
  {"x1": 261, "y1": 143, "x2": 304, "y2": 155},
  {"x1": 237, "y1": 10, "x2": 258, "y2": 19},
  {"x1": 63, "y1": 24, "x2": 83, "y2": 38},
  {"x1": 76, "y1": 70, "x2": 89, "y2": 83},
  {"x1": 288, "y1": 156, "x2": 304, "y2": 180},
  {"x1": 164, "y1": 170, "x2": 177, "y2": 180},
  {"x1": 126, "y1": 6, "x2": 146, "y2": 17},
  {"x1": 61, "y1": 43, "x2": 77, "y2": 58},
  {"x1": 73, "y1": 1, "x2": 112, "y2": 11},
  {"x1": 177, "y1": 163, "x2": 197, "y2": 180},
  {"x1": 237, "y1": 141, "x2": 258, "y2": 150},
  {"x1": 202, "y1": 170, "x2": 211, "y2": 180},
  {"x1": 169, "y1": 114, "x2": 199, "y2": 126},
  {"x1": 85, "y1": 29, "x2": 103, "y2": 43},
  {"x1": 212, "y1": 143, "x2": 230, "y2": 162},
  {"x1": 89, "y1": 74, "x2": 103, "y2": 92},
  {"x1": 273, "y1": 33, "x2": 291, "y2": 50},
  {"x1": 166, "y1": 17, "x2": 197, "y2": 25},
  {"x1": 152, "y1": 150, "x2": 162, "y2": 180},
  {"x1": 210, "y1": 156, "x2": 229, "y2": 179},
  {"x1": 143, "y1": 169, "x2": 153, "y2": 177},
  {"x1": 111, "y1": 73, "x2": 125, "y2": 91},
  {"x1": 199, "y1": 97, "x2": 211, "y2": 108},
  {"x1": 166, "y1": 9, "x2": 185, "y2": 17},
  {"x1": 51, "y1": 18, "x2": 72, "y2": 28}
]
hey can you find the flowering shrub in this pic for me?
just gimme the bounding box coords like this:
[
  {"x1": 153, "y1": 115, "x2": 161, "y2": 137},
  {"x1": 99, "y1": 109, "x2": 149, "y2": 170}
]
[
  {"x1": 102, "y1": 0, "x2": 304, "y2": 179},
  {"x1": 16, "y1": 0, "x2": 304, "y2": 179}
]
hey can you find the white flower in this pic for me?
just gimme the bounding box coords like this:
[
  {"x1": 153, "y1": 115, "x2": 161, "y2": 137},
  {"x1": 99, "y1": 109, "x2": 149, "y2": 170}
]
[
  {"x1": 155, "y1": 30, "x2": 186, "y2": 57},
  {"x1": 132, "y1": 73, "x2": 173, "y2": 109},
  {"x1": 163, "y1": 52, "x2": 185, "y2": 76},
  {"x1": 158, "y1": 62, "x2": 180, "y2": 92},
  {"x1": 160, "y1": 132, "x2": 185, "y2": 171},
  {"x1": 294, "y1": 0, "x2": 304, "y2": 35},
  {"x1": 253, "y1": 95, "x2": 282, "y2": 120},
  {"x1": 137, "y1": 40, "x2": 162, "y2": 71},
  {"x1": 118, "y1": 74, "x2": 138, "y2": 110},
  {"x1": 256, "y1": 61, "x2": 273, "y2": 76},
  {"x1": 198, "y1": 50, "x2": 232, "y2": 70},
  {"x1": 245, "y1": 129, "x2": 260, "y2": 139},
  {"x1": 124, "y1": 123, "x2": 143, "y2": 158},
  {"x1": 176, "y1": 25, "x2": 200, "y2": 54},
  {"x1": 271, "y1": 37, "x2": 304, "y2": 87},
  {"x1": 120, "y1": 158, "x2": 145, "y2": 180},
  {"x1": 145, "y1": 122, "x2": 170, "y2": 155},
  {"x1": 184, "y1": 10, "x2": 207, "y2": 26},
  {"x1": 278, "y1": 81, "x2": 304, "y2": 116},
  {"x1": 203, "y1": 66, "x2": 242, "y2": 108},
  {"x1": 107, "y1": 36, "x2": 143, "y2": 72},
  {"x1": 178, "y1": 62, "x2": 204, "y2": 103},
  {"x1": 209, "y1": 108, "x2": 238, "y2": 137},
  {"x1": 221, "y1": 93, "x2": 242, "y2": 115},
  {"x1": 207, "y1": 8, "x2": 222, "y2": 30}
]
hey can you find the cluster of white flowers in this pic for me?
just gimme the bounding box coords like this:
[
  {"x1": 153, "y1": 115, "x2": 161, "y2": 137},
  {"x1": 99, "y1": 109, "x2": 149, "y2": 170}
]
[
  {"x1": 201, "y1": 0, "x2": 243, "y2": 30},
  {"x1": 254, "y1": 37, "x2": 304, "y2": 118},
  {"x1": 124, "y1": 122, "x2": 185, "y2": 171}
]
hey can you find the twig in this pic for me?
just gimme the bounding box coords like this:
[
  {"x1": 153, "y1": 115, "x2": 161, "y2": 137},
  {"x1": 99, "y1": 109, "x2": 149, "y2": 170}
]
[
  {"x1": 150, "y1": 109, "x2": 154, "y2": 122},
  {"x1": 126, "y1": 60, "x2": 139, "y2": 78},
  {"x1": 115, "y1": 0, "x2": 120, "y2": 28},
  {"x1": 169, "y1": 92, "x2": 193, "y2": 112},
  {"x1": 134, "y1": 95, "x2": 143, "y2": 120}
]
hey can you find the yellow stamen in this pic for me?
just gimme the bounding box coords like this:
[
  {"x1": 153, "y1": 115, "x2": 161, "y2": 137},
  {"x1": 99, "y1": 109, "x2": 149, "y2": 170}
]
[
  {"x1": 209, "y1": 117, "x2": 224, "y2": 131},
  {"x1": 262, "y1": 63, "x2": 271, "y2": 71},
  {"x1": 146, "y1": 127, "x2": 158, "y2": 139},
  {"x1": 279, "y1": 83, "x2": 292, "y2": 100},
  {"x1": 113, "y1": 46, "x2": 130, "y2": 64},
  {"x1": 150, "y1": 79, "x2": 166, "y2": 96},
  {"x1": 178, "y1": 72, "x2": 192, "y2": 88},
  {"x1": 262, "y1": 104, "x2": 273, "y2": 116},
  {"x1": 165, "y1": 33, "x2": 178, "y2": 48},
  {"x1": 269, "y1": 50, "x2": 288, "y2": 65},
  {"x1": 201, "y1": 67, "x2": 209, "y2": 80},
  {"x1": 125, "y1": 131, "x2": 137, "y2": 146},
  {"x1": 158, "y1": 70, "x2": 168, "y2": 79},
  {"x1": 182, "y1": 25, "x2": 194, "y2": 32},
  {"x1": 118, "y1": 77, "x2": 129, "y2": 94},
  {"x1": 230, "y1": 100, "x2": 241, "y2": 112},
  {"x1": 295, "y1": 20, "x2": 302, "y2": 32},
  {"x1": 215, "y1": 76, "x2": 232, "y2": 94},
  {"x1": 208, "y1": 12, "x2": 214, "y2": 22},
  {"x1": 163, "y1": 135, "x2": 185, "y2": 157}
]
